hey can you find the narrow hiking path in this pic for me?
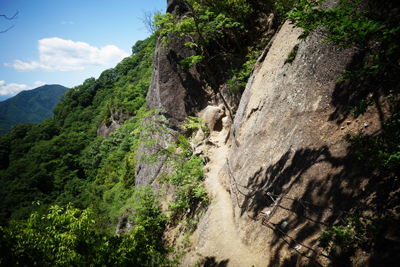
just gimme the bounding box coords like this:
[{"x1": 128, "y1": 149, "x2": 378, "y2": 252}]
[{"x1": 190, "y1": 130, "x2": 268, "y2": 266}]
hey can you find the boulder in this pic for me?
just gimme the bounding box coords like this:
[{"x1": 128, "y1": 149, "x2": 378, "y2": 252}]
[{"x1": 202, "y1": 104, "x2": 226, "y2": 132}]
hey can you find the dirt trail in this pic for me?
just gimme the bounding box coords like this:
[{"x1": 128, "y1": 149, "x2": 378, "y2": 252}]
[
  {"x1": 182, "y1": 22, "x2": 305, "y2": 266},
  {"x1": 189, "y1": 129, "x2": 267, "y2": 267}
]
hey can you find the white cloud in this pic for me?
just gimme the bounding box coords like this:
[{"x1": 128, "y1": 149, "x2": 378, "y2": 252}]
[
  {"x1": 5, "y1": 37, "x2": 130, "y2": 72},
  {"x1": 0, "y1": 80, "x2": 46, "y2": 96},
  {"x1": 34, "y1": 81, "x2": 46, "y2": 87}
]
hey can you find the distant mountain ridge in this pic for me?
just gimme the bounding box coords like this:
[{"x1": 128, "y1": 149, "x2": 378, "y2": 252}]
[{"x1": 0, "y1": 84, "x2": 68, "y2": 136}]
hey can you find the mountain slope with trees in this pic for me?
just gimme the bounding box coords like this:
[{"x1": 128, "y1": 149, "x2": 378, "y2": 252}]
[
  {"x1": 0, "y1": 84, "x2": 68, "y2": 136},
  {"x1": 0, "y1": 36, "x2": 156, "y2": 226}
]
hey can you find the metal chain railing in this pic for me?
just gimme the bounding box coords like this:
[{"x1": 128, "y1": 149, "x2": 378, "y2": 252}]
[{"x1": 224, "y1": 158, "x2": 398, "y2": 267}]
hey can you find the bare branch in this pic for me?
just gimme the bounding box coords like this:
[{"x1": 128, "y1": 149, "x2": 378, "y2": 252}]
[
  {"x1": 1, "y1": 10, "x2": 18, "y2": 34},
  {"x1": 0, "y1": 10, "x2": 19, "y2": 20},
  {"x1": 0, "y1": 24, "x2": 14, "y2": 34},
  {"x1": 139, "y1": 8, "x2": 161, "y2": 34}
]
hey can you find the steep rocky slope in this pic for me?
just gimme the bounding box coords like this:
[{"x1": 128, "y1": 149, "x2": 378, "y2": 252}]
[
  {"x1": 216, "y1": 20, "x2": 398, "y2": 267},
  {"x1": 136, "y1": 1, "x2": 400, "y2": 266}
]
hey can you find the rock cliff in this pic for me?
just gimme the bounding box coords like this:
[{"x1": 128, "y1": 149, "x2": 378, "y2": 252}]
[
  {"x1": 220, "y1": 19, "x2": 398, "y2": 267},
  {"x1": 135, "y1": 0, "x2": 238, "y2": 188},
  {"x1": 134, "y1": 2, "x2": 210, "y2": 187}
]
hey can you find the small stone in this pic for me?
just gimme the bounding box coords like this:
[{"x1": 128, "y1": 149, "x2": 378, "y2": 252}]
[
  {"x1": 341, "y1": 126, "x2": 345, "y2": 130},
  {"x1": 346, "y1": 121, "x2": 351, "y2": 125},
  {"x1": 364, "y1": 123, "x2": 369, "y2": 127},
  {"x1": 294, "y1": 244, "x2": 302, "y2": 251},
  {"x1": 280, "y1": 221, "x2": 288, "y2": 229}
]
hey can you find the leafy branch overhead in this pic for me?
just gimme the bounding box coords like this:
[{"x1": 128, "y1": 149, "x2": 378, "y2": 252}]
[
  {"x1": 281, "y1": 0, "x2": 400, "y2": 79},
  {"x1": 153, "y1": 0, "x2": 279, "y2": 94},
  {"x1": 155, "y1": 0, "x2": 251, "y2": 49},
  {"x1": 154, "y1": 0, "x2": 253, "y2": 90}
]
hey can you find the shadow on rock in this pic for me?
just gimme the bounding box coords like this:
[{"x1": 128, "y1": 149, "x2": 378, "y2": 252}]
[
  {"x1": 202, "y1": 257, "x2": 229, "y2": 267},
  {"x1": 231, "y1": 141, "x2": 400, "y2": 265}
]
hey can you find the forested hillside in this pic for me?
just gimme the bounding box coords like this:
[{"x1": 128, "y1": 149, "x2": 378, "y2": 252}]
[
  {"x1": 0, "y1": 36, "x2": 155, "y2": 226},
  {"x1": 0, "y1": 84, "x2": 68, "y2": 136},
  {"x1": 0, "y1": 33, "x2": 181, "y2": 266}
]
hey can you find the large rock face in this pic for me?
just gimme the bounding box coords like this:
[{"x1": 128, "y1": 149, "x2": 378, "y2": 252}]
[
  {"x1": 145, "y1": 33, "x2": 210, "y2": 127},
  {"x1": 135, "y1": 0, "x2": 212, "y2": 188},
  {"x1": 220, "y1": 19, "x2": 399, "y2": 266}
]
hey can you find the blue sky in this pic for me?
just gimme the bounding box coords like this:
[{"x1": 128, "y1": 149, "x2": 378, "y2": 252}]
[{"x1": 0, "y1": 0, "x2": 166, "y2": 101}]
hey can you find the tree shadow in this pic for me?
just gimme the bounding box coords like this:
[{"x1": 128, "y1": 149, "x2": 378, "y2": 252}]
[
  {"x1": 226, "y1": 44, "x2": 400, "y2": 261},
  {"x1": 202, "y1": 257, "x2": 229, "y2": 267},
  {"x1": 231, "y1": 140, "x2": 400, "y2": 266},
  {"x1": 327, "y1": 46, "x2": 397, "y2": 127}
]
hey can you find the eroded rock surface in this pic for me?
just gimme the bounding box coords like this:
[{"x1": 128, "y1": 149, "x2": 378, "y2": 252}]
[
  {"x1": 97, "y1": 110, "x2": 131, "y2": 138},
  {"x1": 219, "y1": 19, "x2": 399, "y2": 266},
  {"x1": 135, "y1": 1, "x2": 212, "y2": 188}
]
